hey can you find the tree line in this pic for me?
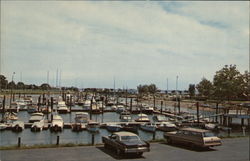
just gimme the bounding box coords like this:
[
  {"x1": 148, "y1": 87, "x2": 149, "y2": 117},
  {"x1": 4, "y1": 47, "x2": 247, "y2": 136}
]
[
  {"x1": 189, "y1": 65, "x2": 249, "y2": 101},
  {"x1": 0, "y1": 74, "x2": 53, "y2": 90}
]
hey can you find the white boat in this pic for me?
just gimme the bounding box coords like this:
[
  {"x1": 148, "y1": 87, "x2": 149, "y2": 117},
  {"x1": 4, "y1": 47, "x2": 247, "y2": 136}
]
[
  {"x1": 135, "y1": 113, "x2": 150, "y2": 122},
  {"x1": 31, "y1": 120, "x2": 45, "y2": 132},
  {"x1": 142, "y1": 104, "x2": 154, "y2": 114},
  {"x1": 16, "y1": 99, "x2": 27, "y2": 110},
  {"x1": 116, "y1": 105, "x2": 125, "y2": 113},
  {"x1": 90, "y1": 103, "x2": 101, "y2": 114},
  {"x1": 83, "y1": 100, "x2": 91, "y2": 110},
  {"x1": 205, "y1": 123, "x2": 218, "y2": 130},
  {"x1": 57, "y1": 101, "x2": 70, "y2": 113},
  {"x1": 153, "y1": 115, "x2": 167, "y2": 122},
  {"x1": 29, "y1": 112, "x2": 44, "y2": 123},
  {"x1": 51, "y1": 114, "x2": 64, "y2": 132},
  {"x1": 140, "y1": 123, "x2": 157, "y2": 132},
  {"x1": 106, "y1": 124, "x2": 122, "y2": 132},
  {"x1": 120, "y1": 111, "x2": 132, "y2": 122},
  {"x1": 0, "y1": 123, "x2": 8, "y2": 131},
  {"x1": 86, "y1": 120, "x2": 100, "y2": 133},
  {"x1": 72, "y1": 112, "x2": 88, "y2": 131},
  {"x1": 4, "y1": 112, "x2": 18, "y2": 121},
  {"x1": 111, "y1": 105, "x2": 117, "y2": 110},
  {"x1": 11, "y1": 121, "x2": 25, "y2": 132},
  {"x1": 157, "y1": 121, "x2": 177, "y2": 132}
]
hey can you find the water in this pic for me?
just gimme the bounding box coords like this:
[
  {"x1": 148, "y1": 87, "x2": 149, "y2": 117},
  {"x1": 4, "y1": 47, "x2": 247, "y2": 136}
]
[{"x1": 0, "y1": 106, "x2": 164, "y2": 146}]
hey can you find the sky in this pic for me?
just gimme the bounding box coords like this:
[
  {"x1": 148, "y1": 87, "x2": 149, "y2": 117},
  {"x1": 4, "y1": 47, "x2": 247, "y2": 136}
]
[{"x1": 0, "y1": 1, "x2": 249, "y2": 90}]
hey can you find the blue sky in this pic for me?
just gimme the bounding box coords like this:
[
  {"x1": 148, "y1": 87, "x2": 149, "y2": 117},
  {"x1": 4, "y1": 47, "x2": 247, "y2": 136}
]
[{"x1": 1, "y1": 1, "x2": 249, "y2": 90}]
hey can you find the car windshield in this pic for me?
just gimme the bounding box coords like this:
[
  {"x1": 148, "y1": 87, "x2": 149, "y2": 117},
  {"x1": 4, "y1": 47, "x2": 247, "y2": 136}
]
[
  {"x1": 204, "y1": 132, "x2": 215, "y2": 137},
  {"x1": 121, "y1": 136, "x2": 140, "y2": 141}
]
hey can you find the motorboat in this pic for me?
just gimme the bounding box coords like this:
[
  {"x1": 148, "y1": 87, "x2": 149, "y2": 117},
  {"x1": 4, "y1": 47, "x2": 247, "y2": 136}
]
[
  {"x1": 106, "y1": 124, "x2": 122, "y2": 132},
  {"x1": 205, "y1": 123, "x2": 218, "y2": 131},
  {"x1": 86, "y1": 120, "x2": 100, "y2": 133},
  {"x1": 0, "y1": 123, "x2": 8, "y2": 131},
  {"x1": 29, "y1": 112, "x2": 44, "y2": 123},
  {"x1": 50, "y1": 114, "x2": 64, "y2": 132},
  {"x1": 27, "y1": 104, "x2": 38, "y2": 113},
  {"x1": 11, "y1": 121, "x2": 25, "y2": 132},
  {"x1": 90, "y1": 103, "x2": 101, "y2": 114},
  {"x1": 116, "y1": 105, "x2": 125, "y2": 113},
  {"x1": 120, "y1": 111, "x2": 132, "y2": 122},
  {"x1": 83, "y1": 100, "x2": 91, "y2": 110},
  {"x1": 31, "y1": 120, "x2": 45, "y2": 132},
  {"x1": 153, "y1": 115, "x2": 168, "y2": 122},
  {"x1": 140, "y1": 123, "x2": 157, "y2": 132},
  {"x1": 157, "y1": 121, "x2": 177, "y2": 132},
  {"x1": 41, "y1": 106, "x2": 51, "y2": 114},
  {"x1": 72, "y1": 112, "x2": 88, "y2": 131},
  {"x1": 141, "y1": 104, "x2": 154, "y2": 114},
  {"x1": 4, "y1": 112, "x2": 18, "y2": 121},
  {"x1": 57, "y1": 101, "x2": 70, "y2": 113},
  {"x1": 135, "y1": 113, "x2": 150, "y2": 122}
]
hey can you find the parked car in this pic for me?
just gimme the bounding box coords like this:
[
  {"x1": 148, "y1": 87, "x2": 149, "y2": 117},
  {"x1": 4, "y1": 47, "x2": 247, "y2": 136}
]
[
  {"x1": 102, "y1": 131, "x2": 150, "y2": 156},
  {"x1": 164, "y1": 127, "x2": 222, "y2": 148}
]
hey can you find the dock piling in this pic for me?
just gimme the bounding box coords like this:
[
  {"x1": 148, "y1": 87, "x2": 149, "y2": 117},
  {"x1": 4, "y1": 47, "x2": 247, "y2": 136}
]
[
  {"x1": 196, "y1": 102, "x2": 199, "y2": 123},
  {"x1": 56, "y1": 136, "x2": 60, "y2": 145},
  {"x1": 18, "y1": 137, "x2": 21, "y2": 147},
  {"x1": 152, "y1": 131, "x2": 156, "y2": 140},
  {"x1": 91, "y1": 134, "x2": 95, "y2": 145}
]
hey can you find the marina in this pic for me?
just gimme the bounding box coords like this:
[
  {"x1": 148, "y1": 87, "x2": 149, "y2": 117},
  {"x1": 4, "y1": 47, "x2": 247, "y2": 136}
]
[{"x1": 0, "y1": 93, "x2": 249, "y2": 147}]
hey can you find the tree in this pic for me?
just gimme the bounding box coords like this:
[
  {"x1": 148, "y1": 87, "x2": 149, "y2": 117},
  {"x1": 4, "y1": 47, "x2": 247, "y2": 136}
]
[
  {"x1": 188, "y1": 84, "x2": 195, "y2": 98},
  {"x1": 0, "y1": 75, "x2": 8, "y2": 89},
  {"x1": 7, "y1": 81, "x2": 16, "y2": 89},
  {"x1": 196, "y1": 78, "x2": 213, "y2": 98},
  {"x1": 137, "y1": 85, "x2": 148, "y2": 94},
  {"x1": 213, "y1": 65, "x2": 244, "y2": 101},
  {"x1": 40, "y1": 83, "x2": 51, "y2": 90},
  {"x1": 241, "y1": 71, "x2": 250, "y2": 99},
  {"x1": 148, "y1": 84, "x2": 157, "y2": 94},
  {"x1": 16, "y1": 82, "x2": 25, "y2": 89}
]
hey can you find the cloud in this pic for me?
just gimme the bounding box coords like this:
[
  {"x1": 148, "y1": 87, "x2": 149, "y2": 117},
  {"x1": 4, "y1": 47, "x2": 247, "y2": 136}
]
[{"x1": 1, "y1": 1, "x2": 249, "y2": 89}]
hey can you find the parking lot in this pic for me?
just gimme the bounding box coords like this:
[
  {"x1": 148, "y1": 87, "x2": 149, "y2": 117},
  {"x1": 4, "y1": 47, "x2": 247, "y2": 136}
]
[{"x1": 0, "y1": 137, "x2": 249, "y2": 161}]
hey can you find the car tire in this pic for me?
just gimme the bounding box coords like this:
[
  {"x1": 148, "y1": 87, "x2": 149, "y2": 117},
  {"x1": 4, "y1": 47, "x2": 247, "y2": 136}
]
[
  {"x1": 116, "y1": 148, "x2": 122, "y2": 155},
  {"x1": 167, "y1": 138, "x2": 172, "y2": 144},
  {"x1": 104, "y1": 143, "x2": 109, "y2": 149},
  {"x1": 190, "y1": 143, "x2": 196, "y2": 150},
  {"x1": 137, "y1": 152, "x2": 143, "y2": 157}
]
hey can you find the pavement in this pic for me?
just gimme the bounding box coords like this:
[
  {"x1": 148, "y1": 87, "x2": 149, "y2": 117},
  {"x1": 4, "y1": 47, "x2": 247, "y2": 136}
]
[{"x1": 0, "y1": 137, "x2": 249, "y2": 161}]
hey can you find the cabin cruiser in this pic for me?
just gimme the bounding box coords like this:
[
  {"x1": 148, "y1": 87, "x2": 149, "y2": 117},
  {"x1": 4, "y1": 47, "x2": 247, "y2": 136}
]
[
  {"x1": 83, "y1": 100, "x2": 91, "y2": 110},
  {"x1": 11, "y1": 121, "x2": 25, "y2": 132},
  {"x1": 27, "y1": 104, "x2": 38, "y2": 113},
  {"x1": 135, "y1": 113, "x2": 150, "y2": 122},
  {"x1": 0, "y1": 123, "x2": 8, "y2": 131},
  {"x1": 72, "y1": 112, "x2": 88, "y2": 131},
  {"x1": 141, "y1": 104, "x2": 154, "y2": 114},
  {"x1": 29, "y1": 112, "x2": 44, "y2": 123},
  {"x1": 31, "y1": 120, "x2": 45, "y2": 132},
  {"x1": 4, "y1": 112, "x2": 18, "y2": 122},
  {"x1": 106, "y1": 123, "x2": 122, "y2": 132},
  {"x1": 116, "y1": 105, "x2": 125, "y2": 113},
  {"x1": 153, "y1": 115, "x2": 168, "y2": 122},
  {"x1": 57, "y1": 101, "x2": 70, "y2": 113},
  {"x1": 157, "y1": 121, "x2": 177, "y2": 132},
  {"x1": 120, "y1": 111, "x2": 132, "y2": 122},
  {"x1": 51, "y1": 114, "x2": 64, "y2": 132},
  {"x1": 86, "y1": 120, "x2": 100, "y2": 133},
  {"x1": 140, "y1": 123, "x2": 157, "y2": 132},
  {"x1": 90, "y1": 103, "x2": 101, "y2": 114}
]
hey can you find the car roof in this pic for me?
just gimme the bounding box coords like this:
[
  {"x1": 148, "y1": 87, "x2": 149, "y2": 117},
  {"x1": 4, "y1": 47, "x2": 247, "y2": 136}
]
[
  {"x1": 180, "y1": 127, "x2": 210, "y2": 133},
  {"x1": 114, "y1": 131, "x2": 138, "y2": 136}
]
